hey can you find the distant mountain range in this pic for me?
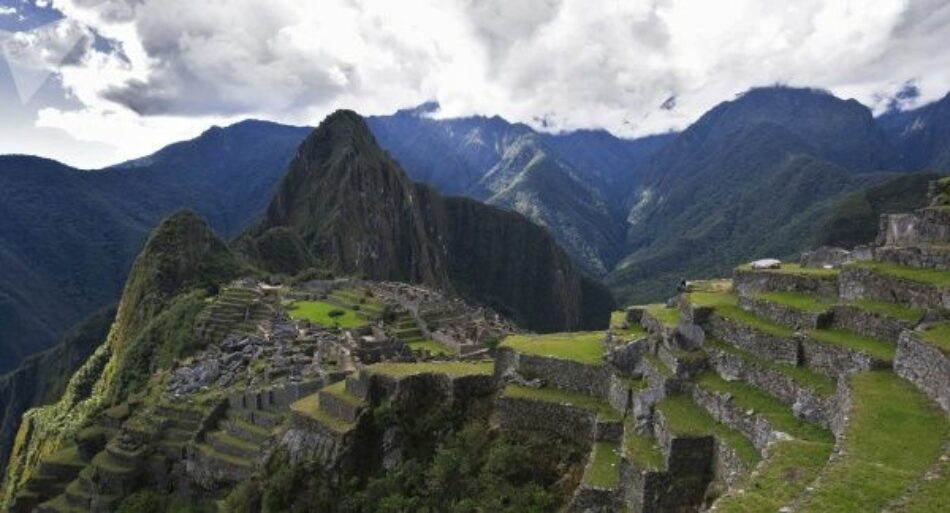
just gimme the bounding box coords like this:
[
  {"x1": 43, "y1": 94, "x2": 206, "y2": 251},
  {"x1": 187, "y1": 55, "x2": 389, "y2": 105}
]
[{"x1": 2, "y1": 86, "x2": 950, "y2": 377}]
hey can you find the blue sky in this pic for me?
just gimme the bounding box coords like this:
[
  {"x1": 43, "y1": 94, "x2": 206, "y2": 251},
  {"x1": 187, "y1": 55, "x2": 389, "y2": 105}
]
[{"x1": 2, "y1": 0, "x2": 950, "y2": 169}]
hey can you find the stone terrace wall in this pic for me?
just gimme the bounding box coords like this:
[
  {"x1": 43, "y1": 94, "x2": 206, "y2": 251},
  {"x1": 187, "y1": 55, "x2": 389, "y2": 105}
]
[
  {"x1": 734, "y1": 269, "x2": 839, "y2": 298},
  {"x1": 840, "y1": 267, "x2": 950, "y2": 310},
  {"x1": 707, "y1": 316, "x2": 799, "y2": 365},
  {"x1": 495, "y1": 347, "x2": 612, "y2": 398},
  {"x1": 496, "y1": 396, "x2": 596, "y2": 445},
  {"x1": 832, "y1": 305, "x2": 917, "y2": 342},
  {"x1": 896, "y1": 330, "x2": 950, "y2": 414}
]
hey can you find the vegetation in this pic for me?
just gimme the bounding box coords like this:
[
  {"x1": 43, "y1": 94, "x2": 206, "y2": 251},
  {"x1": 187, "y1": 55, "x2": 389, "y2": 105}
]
[
  {"x1": 798, "y1": 372, "x2": 948, "y2": 513},
  {"x1": 757, "y1": 291, "x2": 832, "y2": 313},
  {"x1": 704, "y1": 338, "x2": 836, "y2": 396},
  {"x1": 366, "y1": 361, "x2": 494, "y2": 378},
  {"x1": 289, "y1": 301, "x2": 369, "y2": 328},
  {"x1": 738, "y1": 263, "x2": 840, "y2": 278},
  {"x1": 504, "y1": 385, "x2": 621, "y2": 422},
  {"x1": 624, "y1": 421, "x2": 665, "y2": 471},
  {"x1": 805, "y1": 328, "x2": 895, "y2": 361},
  {"x1": 583, "y1": 442, "x2": 622, "y2": 489},
  {"x1": 715, "y1": 303, "x2": 795, "y2": 338},
  {"x1": 116, "y1": 490, "x2": 216, "y2": 513},
  {"x1": 851, "y1": 298, "x2": 925, "y2": 323},
  {"x1": 500, "y1": 332, "x2": 606, "y2": 366},
  {"x1": 919, "y1": 322, "x2": 950, "y2": 353},
  {"x1": 407, "y1": 340, "x2": 456, "y2": 356},
  {"x1": 645, "y1": 304, "x2": 681, "y2": 327},
  {"x1": 290, "y1": 395, "x2": 355, "y2": 433},
  {"x1": 713, "y1": 440, "x2": 833, "y2": 513},
  {"x1": 851, "y1": 261, "x2": 950, "y2": 286},
  {"x1": 656, "y1": 395, "x2": 760, "y2": 467}
]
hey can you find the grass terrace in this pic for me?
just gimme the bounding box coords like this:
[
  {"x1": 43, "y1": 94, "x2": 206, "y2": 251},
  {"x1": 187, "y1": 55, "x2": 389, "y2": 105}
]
[
  {"x1": 851, "y1": 261, "x2": 950, "y2": 287},
  {"x1": 850, "y1": 299, "x2": 925, "y2": 324},
  {"x1": 582, "y1": 442, "x2": 622, "y2": 489},
  {"x1": 645, "y1": 304, "x2": 681, "y2": 327},
  {"x1": 798, "y1": 372, "x2": 949, "y2": 513},
  {"x1": 624, "y1": 420, "x2": 665, "y2": 471},
  {"x1": 367, "y1": 361, "x2": 494, "y2": 378},
  {"x1": 756, "y1": 291, "x2": 833, "y2": 313},
  {"x1": 289, "y1": 394, "x2": 355, "y2": 433},
  {"x1": 695, "y1": 372, "x2": 833, "y2": 443},
  {"x1": 656, "y1": 395, "x2": 760, "y2": 467},
  {"x1": 321, "y1": 381, "x2": 363, "y2": 406},
  {"x1": 687, "y1": 279, "x2": 733, "y2": 293},
  {"x1": 737, "y1": 262, "x2": 839, "y2": 278},
  {"x1": 288, "y1": 300, "x2": 369, "y2": 328},
  {"x1": 503, "y1": 384, "x2": 621, "y2": 422},
  {"x1": 704, "y1": 338, "x2": 836, "y2": 396},
  {"x1": 407, "y1": 340, "x2": 456, "y2": 356},
  {"x1": 611, "y1": 311, "x2": 649, "y2": 339},
  {"x1": 919, "y1": 322, "x2": 950, "y2": 353},
  {"x1": 891, "y1": 450, "x2": 950, "y2": 513},
  {"x1": 687, "y1": 291, "x2": 738, "y2": 309},
  {"x1": 805, "y1": 329, "x2": 896, "y2": 362},
  {"x1": 500, "y1": 332, "x2": 606, "y2": 366},
  {"x1": 713, "y1": 440, "x2": 833, "y2": 513},
  {"x1": 715, "y1": 303, "x2": 795, "y2": 338}
]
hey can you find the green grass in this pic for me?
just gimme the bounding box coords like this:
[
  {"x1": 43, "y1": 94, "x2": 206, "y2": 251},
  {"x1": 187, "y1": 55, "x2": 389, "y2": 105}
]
[
  {"x1": 851, "y1": 299, "x2": 925, "y2": 323},
  {"x1": 716, "y1": 304, "x2": 795, "y2": 338},
  {"x1": 704, "y1": 338, "x2": 836, "y2": 396},
  {"x1": 738, "y1": 263, "x2": 839, "y2": 278},
  {"x1": 43, "y1": 445, "x2": 83, "y2": 467},
  {"x1": 656, "y1": 395, "x2": 761, "y2": 467},
  {"x1": 367, "y1": 361, "x2": 494, "y2": 378},
  {"x1": 757, "y1": 291, "x2": 833, "y2": 313},
  {"x1": 713, "y1": 440, "x2": 833, "y2": 513},
  {"x1": 852, "y1": 261, "x2": 950, "y2": 287},
  {"x1": 805, "y1": 328, "x2": 896, "y2": 361},
  {"x1": 798, "y1": 372, "x2": 949, "y2": 513},
  {"x1": 582, "y1": 442, "x2": 622, "y2": 489},
  {"x1": 687, "y1": 291, "x2": 738, "y2": 309},
  {"x1": 407, "y1": 339, "x2": 456, "y2": 356},
  {"x1": 919, "y1": 322, "x2": 950, "y2": 353},
  {"x1": 891, "y1": 450, "x2": 950, "y2": 513},
  {"x1": 500, "y1": 332, "x2": 605, "y2": 366},
  {"x1": 610, "y1": 310, "x2": 648, "y2": 339},
  {"x1": 696, "y1": 372, "x2": 833, "y2": 444},
  {"x1": 288, "y1": 300, "x2": 368, "y2": 328},
  {"x1": 290, "y1": 394, "x2": 355, "y2": 433},
  {"x1": 610, "y1": 310, "x2": 627, "y2": 329},
  {"x1": 624, "y1": 421, "x2": 664, "y2": 471},
  {"x1": 645, "y1": 304, "x2": 681, "y2": 327},
  {"x1": 503, "y1": 384, "x2": 621, "y2": 422},
  {"x1": 321, "y1": 380, "x2": 364, "y2": 406}
]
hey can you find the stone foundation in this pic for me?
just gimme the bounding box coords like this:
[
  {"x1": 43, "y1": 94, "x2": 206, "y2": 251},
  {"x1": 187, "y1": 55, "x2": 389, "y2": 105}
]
[
  {"x1": 739, "y1": 296, "x2": 832, "y2": 330},
  {"x1": 832, "y1": 304, "x2": 918, "y2": 343},
  {"x1": 734, "y1": 269, "x2": 839, "y2": 299},
  {"x1": 839, "y1": 267, "x2": 950, "y2": 310},
  {"x1": 895, "y1": 330, "x2": 950, "y2": 414},
  {"x1": 707, "y1": 316, "x2": 799, "y2": 365},
  {"x1": 496, "y1": 395, "x2": 596, "y2": 445}
]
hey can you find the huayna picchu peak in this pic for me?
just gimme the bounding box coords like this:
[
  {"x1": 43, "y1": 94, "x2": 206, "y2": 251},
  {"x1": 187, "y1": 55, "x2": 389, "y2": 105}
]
[{"x1": 3, "y1": 4, "x2": 950, "y2": 511}]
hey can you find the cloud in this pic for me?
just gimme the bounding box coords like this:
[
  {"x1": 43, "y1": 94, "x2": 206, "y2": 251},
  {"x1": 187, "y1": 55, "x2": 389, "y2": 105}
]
[
  {"x1": 0, "y1": 6, "x2": 17, "y2": 17},
  {"x1": 4, "y1": 0, "x2": 950, "y2": 168}
]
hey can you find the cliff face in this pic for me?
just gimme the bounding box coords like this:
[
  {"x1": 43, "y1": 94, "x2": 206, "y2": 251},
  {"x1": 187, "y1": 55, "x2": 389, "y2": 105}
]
[{"x1": 259, "y1": 110, "x2": 614, "y2": 331}]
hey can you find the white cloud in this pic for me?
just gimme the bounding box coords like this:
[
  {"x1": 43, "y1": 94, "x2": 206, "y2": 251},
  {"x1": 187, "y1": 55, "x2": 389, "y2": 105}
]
[
  {"x1": 0, "y1": 6, "x2": 16, "y2": 16},
  {"x1": 4, "y1": 0, "x2": 950, "y2": 168}
]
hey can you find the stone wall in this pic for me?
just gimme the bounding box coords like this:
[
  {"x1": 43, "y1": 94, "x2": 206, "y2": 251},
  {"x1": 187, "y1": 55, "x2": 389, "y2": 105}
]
[
  {"x1": 896, "y1": 330, "x2": 950, "y2": 414},
  {"x1": 840, "y1": 267, "x2": 950, "y2": 310},
  {"x1": 876, "y1": 245, "x2": 950, "y2": 271},
  {"x1": 496, "y1": 396, "x2": 596, "y2": 445},
  {"x1": 707, "y1": 316, "x2": 799, "y2": 365},
  {"x1": 881, "y1": 213, "x2": 921, "y2": 246},
  {"x1": 832, "y1": 305, "x2": 917, "y2": 343},
  {"x1": 706, "y1": 348, "x2": 834, "y2": 428},
  {"x1": 734, "y1": 269, "x2": 839, "y2": 299},
  {"x1": 690, "y1": 386, "x2": 776, "y2": 451},
  {"x1": 607, "y1": 338, "x2": 651, "y2": 375},
  {"x1": 800, "y1": 336, "x2": 891, "y2": 378},
  {"x1": 652, "y1": 409, "x2": 714, "y2": 509},
  {"x1": 738, "y1": 296, "x2": 832, "y2": 330},
  {"x1": 497, "y1": 348, "x2": 613, "y2": 399}
]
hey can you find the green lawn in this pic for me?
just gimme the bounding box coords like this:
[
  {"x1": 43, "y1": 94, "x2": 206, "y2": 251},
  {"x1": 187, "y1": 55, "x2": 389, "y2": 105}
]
[
  {"x1": 582, "y1": 442, "x2": 622, "y2": 489},
  {"x1": 919, "y1": 322, "x2": 950, "y2": 353},
  {"x1": 704, "y1": 338, "x2": 836, "y2": 396},
  {"x1": 367, "y1": 361, "x2": 494, "y2": 378},
  {"x1": 852, "y1": 261, "x2": 950, "y2": 287},
  {"x1": 624, "y1": 420, "x2": 665, "y2": 471},
  {"x1": 687, "y1": 291, "x2": 738, "y2": 309},
  {"x1": 798, "y1": 372, "x2": 949, "y2": 513},
  {"x1": 407, "y1": 340, "x2": 456, "y2": 356},
  {"x1": 695, "y1": 372, "x2": 833, "y2": 444},
  {"x1": 757, "y1": 291, "x2": 833, "y2": 313},
  {"x1": 656, "y1": 395, "x2": 761, "y2": 467},
  {"x1": 503, "y1": 384, "x2": 621, "y2": 422},
  {"x1": 805, "y1": 329, "x2": 895, "y2": 361},
  {"x1": 288, "y1": 301, "x2": 368, "y2": 328},
  {"x1": 500, "y1": 332, "x2": 606, "y2": 366},
  {"x1": 713, "y1": 440, "x2": 833, "y2": 513},
  {"x1": 891, "y1": 449, "x2": 950, "y2": 513},
  {"x1": 645, "y1": 304, "x2": 681, "y2": 327},
  {"x1": 738, "y1": 263, "x2": 839, "y2": 278},
  {"x1": 851, "y1": 299, "x2": 925, "y2": 323}
]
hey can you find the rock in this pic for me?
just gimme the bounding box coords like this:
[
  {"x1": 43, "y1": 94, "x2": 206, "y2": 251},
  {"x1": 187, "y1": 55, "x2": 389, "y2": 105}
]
[
  {"x1": 750, "y1": 258, "x2": 781, "y2": 269},
  {"x1": 800, "y1": 246, "x2": 852, "y2": 268}
]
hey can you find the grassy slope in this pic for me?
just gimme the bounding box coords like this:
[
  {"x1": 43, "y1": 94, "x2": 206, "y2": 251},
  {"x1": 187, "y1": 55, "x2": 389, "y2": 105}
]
[
  {"x1": 289, "y1": 301, "x2": 369, "y2": 329},
  {"x1": 500, "y1": 332, "x2": 605, "y2": 366}
]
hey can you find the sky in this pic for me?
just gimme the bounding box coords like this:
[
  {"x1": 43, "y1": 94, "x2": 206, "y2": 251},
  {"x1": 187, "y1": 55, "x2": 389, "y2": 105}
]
[{"x1": 1, "y1": 0, "x2": 950, "y2": 169}]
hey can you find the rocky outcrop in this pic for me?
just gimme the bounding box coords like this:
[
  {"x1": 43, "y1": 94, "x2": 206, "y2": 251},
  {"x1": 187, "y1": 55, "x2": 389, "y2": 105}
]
[{"x1": 256, "y1": 110, "x2": 614, "y2": 332}]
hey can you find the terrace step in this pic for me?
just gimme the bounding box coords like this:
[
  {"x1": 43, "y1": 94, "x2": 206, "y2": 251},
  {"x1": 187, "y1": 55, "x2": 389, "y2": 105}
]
[
  {"x1": 738, "y1": 292, "x2": 834, "y2": 330},
  {"x1": 656, "y1": 343, "x2": 707, "y2": 379},
  {"x1": 24, "y1": 472, "x2": 68, "y2": 498},
  {"x1": 228, "y1": 407, "x2": 283, "y2": 428},
  {"x1": 706, "y1": 302, "x2": 800, "y2": 366},
  {"x1": 104, "y1": 442, "x2": 146, "y2": 468},
  {"x1": 569, "y1": 441, "x2": 623, "y2": 512},
  {"x1": 36, "y1": 494, "x2": 88, "y2": 513},
  {"x1": 704, "y1": 337, "x2": 837, "y2": 428},
  {"x1": 317, "y1": 382, "x2": 365, "y2": 424},
  {"x1": 639, "y1": 304, "x2": 682, "y2": 339},
  {"x1": 832, "y1": 300, "x2": 923, "y2": 342},
  {"x1": 194, "y1": 443, "x2": 255, "y2": 479},
  {"x1": 840, "y1": 262, "x2": 950, "y2": 310},
  {"x1": 876, "y1": 243, "x2": 950, "y2": 270},
  {"x1": 290, "y1": 394, "x2": 358, "y2": 436},
  {"x1": 497, "y1": 384, "x2": 622, "y2": 443},
  {"x1": 207, "y1": 430, "x2": 262, "y2": 460},
  {"x1": 799, "y1": 328, "x2": 894, "y2": 378},
  {"x1": 794, "y1": 372, "x2": 949, "y2": 512},
  {"x1": 734, "y1": 264, "x2": 840, "y2": 299},
  {"x1": 224, "y1": 417, "x2": 271, "y2": 444},
  {"x1": 691, "y1": 372, "x2": 833, "y2": 451}
]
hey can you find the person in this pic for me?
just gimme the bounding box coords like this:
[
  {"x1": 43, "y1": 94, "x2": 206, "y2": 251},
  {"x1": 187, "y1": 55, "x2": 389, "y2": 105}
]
[{"x1": 676, "y1": 278, "x2": 688, "y2": 293}]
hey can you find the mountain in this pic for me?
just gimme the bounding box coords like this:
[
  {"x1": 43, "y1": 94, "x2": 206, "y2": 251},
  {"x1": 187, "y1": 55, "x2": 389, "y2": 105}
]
[
  {"x1": 610, "y1": 87, "x2": 908, "y2": 302},
  {"x1": 879, "y1": 92, "x2": 950, "y2": 170},
  {"x1": 367, "y1": 106, "x2": 663, "y2": 275},
  {"x1": 0, "y1": 121, "x2": 309, "y2": 374},
  {"x1": 256, "y1": 110, "x2": 615, "y2": 331},
  {"x1": 2, "y1": 211, "x2": 242, "y2": 504}
]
